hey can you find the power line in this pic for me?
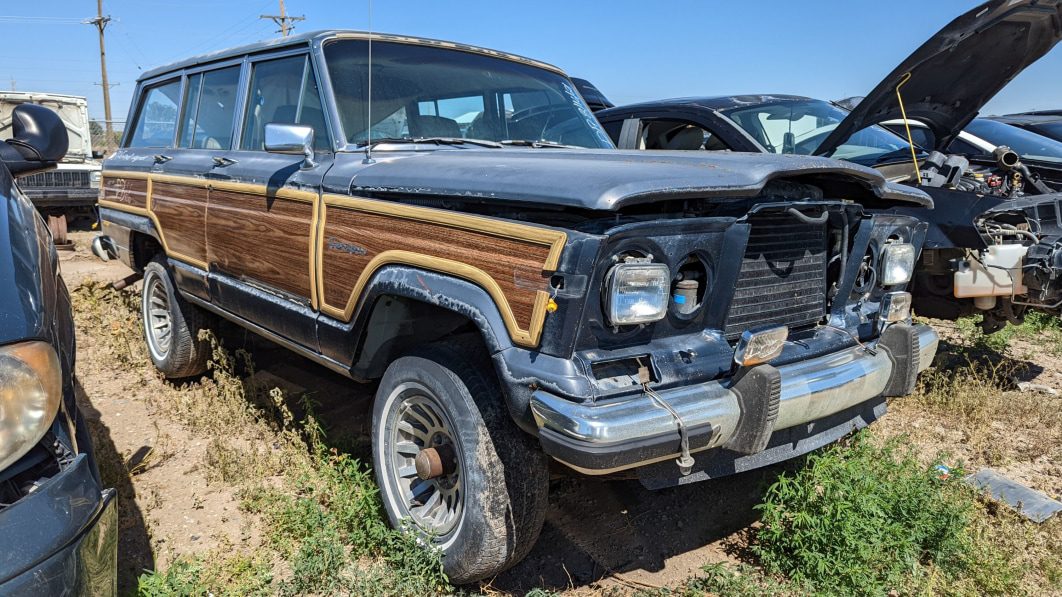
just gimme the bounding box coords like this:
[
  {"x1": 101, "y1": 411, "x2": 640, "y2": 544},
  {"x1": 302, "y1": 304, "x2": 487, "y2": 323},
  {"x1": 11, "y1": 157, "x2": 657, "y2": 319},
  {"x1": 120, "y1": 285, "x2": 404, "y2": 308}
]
[{"x1": 0, "y1": 16, "x2": 84, "y2": 24}]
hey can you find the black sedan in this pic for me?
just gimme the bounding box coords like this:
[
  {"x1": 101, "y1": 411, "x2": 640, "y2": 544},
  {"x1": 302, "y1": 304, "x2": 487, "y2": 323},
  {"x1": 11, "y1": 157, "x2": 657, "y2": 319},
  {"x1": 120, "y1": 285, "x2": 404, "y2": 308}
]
[
  {"x1": 0, "y1": 104, "x2": 117, "y2": 594},
  {"x1": 994, "y1": 111, "x2": 1062, "y2": 144}
]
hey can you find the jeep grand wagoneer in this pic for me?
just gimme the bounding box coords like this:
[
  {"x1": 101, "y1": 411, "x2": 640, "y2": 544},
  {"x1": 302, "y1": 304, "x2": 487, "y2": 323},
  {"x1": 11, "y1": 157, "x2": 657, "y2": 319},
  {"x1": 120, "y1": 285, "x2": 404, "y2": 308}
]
[{"x1": 97, "y1": 31, "x2": 938, "y2": 583}]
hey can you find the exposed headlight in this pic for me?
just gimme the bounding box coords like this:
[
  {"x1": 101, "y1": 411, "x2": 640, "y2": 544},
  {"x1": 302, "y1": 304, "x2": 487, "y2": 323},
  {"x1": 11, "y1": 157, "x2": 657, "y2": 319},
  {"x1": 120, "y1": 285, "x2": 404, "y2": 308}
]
[
  {"x1": 605, "y1": 261, "x2": 670, "y2": 326},
  {"x1": 0, "y1": 341, "x2": 62, "y2": 472},
  {"x1": 881, "y1": 243, "x2": 916, "y2": 286},
  {"x1": 89, "y1": 171, "x2": 102, "y2": 189}
]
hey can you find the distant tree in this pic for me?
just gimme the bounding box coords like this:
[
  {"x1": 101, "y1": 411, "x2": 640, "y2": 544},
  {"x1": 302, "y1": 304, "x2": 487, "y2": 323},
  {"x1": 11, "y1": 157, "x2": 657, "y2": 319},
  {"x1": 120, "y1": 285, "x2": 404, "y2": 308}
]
[{"x1": 90, "y1": 119, "x2": 122, "y2": 154}]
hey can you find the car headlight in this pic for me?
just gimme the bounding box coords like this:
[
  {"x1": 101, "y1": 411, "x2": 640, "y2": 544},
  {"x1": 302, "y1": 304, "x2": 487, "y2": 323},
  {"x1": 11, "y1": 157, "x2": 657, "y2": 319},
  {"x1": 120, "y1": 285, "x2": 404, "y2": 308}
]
[
  {"x1": 0, "y1": 341, "x2": 62, "y2": 472},
  {"x1": 881, "y1": 243, "x2": 916, "y2": 286},
  {"x1": 89, "y1": 171, "x2": 102, "y2": 189},
  {"x1": 605, "y1": 261, "x2": 670, "y2": 326}
]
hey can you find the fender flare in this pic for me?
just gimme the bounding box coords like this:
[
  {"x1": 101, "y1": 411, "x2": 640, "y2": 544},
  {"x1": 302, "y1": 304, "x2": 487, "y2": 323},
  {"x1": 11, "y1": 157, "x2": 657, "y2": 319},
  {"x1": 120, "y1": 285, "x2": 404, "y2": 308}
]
[{"x1": 339, "y1": 265, "x2": 590, "y2": 434}]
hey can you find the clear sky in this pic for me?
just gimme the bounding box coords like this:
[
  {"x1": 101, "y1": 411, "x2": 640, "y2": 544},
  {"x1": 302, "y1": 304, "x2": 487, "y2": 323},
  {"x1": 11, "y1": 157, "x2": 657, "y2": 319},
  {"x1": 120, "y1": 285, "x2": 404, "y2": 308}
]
[{"x1": 4, "y1": 1, "x2": 1060, "y2": 126}]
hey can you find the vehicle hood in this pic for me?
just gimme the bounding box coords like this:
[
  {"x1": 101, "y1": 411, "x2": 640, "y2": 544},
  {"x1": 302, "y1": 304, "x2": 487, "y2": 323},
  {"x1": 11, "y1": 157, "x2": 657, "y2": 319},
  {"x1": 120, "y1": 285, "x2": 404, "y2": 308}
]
[
  {"x1": 347, "y1": 149, "x2": 932, "y2": 209},
  {"x1": 815, "y1": 0, "x2": 1062, "y2": 156}
]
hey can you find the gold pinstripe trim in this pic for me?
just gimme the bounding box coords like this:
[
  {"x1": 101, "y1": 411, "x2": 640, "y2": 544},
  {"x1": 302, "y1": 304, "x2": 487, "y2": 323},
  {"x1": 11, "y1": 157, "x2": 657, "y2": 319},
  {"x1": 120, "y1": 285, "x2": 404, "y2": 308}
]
[
  {"x1": 319, "y1": 250, "x2": 551, "y2": 347},
  {"x1": 317, "y1": 194, "x2": 566, "y2": 348},
  {"x1": 102, "y1": 170, "x2": 319, "y2": 305},
  {"x1": 101, "y1": 171, "x2": 567, "y2": 348},
  {"x1": 99, "y1": 172, "x2": 210, "y2": 271}
]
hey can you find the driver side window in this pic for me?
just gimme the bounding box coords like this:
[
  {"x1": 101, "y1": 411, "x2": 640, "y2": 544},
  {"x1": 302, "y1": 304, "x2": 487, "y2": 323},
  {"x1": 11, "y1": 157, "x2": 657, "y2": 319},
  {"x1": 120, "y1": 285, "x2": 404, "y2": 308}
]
[{"x1": 240, "y1": 55, "x2": 329, "y2": 151}]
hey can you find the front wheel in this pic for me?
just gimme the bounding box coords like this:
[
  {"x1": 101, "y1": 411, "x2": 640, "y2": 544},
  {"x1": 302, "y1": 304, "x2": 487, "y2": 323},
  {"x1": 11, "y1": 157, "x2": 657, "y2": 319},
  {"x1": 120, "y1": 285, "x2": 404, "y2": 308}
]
[
  {"x1": 372, "y1": 341, "x2": 549, "y2": 584},
  {"x1": 141, "y1": 257, "x2": 211, "y2": 379}
]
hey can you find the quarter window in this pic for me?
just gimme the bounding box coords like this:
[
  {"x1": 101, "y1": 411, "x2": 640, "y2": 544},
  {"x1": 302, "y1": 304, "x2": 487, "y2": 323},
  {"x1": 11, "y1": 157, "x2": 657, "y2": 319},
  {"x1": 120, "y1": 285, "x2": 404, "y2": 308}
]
[
  {"x1": 241, "y1": 55, "x2": 329, "y2": 151},
  {"x1": 178, "y1": 65, "x2": 241, "y2": 150},
  {"x1": 127, "y1": 80, "x2": 181, "y2": 148}
]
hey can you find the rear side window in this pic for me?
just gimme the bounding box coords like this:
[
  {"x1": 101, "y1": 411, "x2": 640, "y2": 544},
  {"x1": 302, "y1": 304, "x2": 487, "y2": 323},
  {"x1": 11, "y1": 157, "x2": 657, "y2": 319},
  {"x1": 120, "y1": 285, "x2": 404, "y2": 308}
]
[
  {"x1": 241, "y1": 55, "x2": 329, "y2": 151},
  {"x1": 178, "y1": 65, "x2": 241, "y2": 150},
  {"x1": 127, "y1": 80, "x2": 181, "y2": 148}
]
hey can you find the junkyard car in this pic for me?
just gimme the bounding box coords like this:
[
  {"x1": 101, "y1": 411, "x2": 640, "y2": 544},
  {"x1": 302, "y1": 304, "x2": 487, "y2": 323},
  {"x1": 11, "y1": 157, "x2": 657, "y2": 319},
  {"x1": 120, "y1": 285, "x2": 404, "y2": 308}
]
[
  {"x1": 0, "y1": 103, "x2": 117, "y2": 594},
  {"x1": 592, "y1": 0, "x2": 1062, "y2": 332},
  {"x1": 96, "y1": 30, "x2": 938, "y2": 582},
  {"x1": 996, "y1": 111, "x2": 1062, "y2": 143},
  {"x1": 0, "y1": 92, "x2": 103, "y2": 245}
]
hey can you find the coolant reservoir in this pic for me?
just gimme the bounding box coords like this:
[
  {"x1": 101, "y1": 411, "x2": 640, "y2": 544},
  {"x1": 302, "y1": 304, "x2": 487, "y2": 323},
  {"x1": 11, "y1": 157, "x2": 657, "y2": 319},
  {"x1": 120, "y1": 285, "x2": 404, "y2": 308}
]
[{"x1": 953, "y1": 244, "x2": 1028, "y2": 298}]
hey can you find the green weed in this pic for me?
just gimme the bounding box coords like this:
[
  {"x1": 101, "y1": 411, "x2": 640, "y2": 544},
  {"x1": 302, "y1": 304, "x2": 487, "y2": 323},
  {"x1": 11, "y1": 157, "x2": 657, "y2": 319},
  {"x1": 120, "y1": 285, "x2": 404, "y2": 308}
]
[
  {"x1": 751, "y1": 432, "x2": 1020, "y2": 596},
  {"x1": 136, "y1": 553, "x2": 272, "y2": 597}
]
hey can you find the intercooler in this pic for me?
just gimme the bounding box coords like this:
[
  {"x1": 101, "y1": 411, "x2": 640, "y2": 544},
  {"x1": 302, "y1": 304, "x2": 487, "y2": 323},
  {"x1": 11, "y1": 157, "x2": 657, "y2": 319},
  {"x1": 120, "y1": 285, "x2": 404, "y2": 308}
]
[{"x1": 724, "y1": 212, "x2": 828, "y2": 339}]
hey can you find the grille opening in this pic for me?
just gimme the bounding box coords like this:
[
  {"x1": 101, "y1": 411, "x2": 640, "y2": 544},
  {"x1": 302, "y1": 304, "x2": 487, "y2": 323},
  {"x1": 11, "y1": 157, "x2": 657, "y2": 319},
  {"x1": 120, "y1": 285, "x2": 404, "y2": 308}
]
[
  {"x1": 18, "y1": 170, "x2": 91, "y2": 188},
  {"x1": 724, "y1": 211, "x2": 829, "y2": 340},
  {"x1": 591, "y1": 355, "x2": 654, "y2": 384}
]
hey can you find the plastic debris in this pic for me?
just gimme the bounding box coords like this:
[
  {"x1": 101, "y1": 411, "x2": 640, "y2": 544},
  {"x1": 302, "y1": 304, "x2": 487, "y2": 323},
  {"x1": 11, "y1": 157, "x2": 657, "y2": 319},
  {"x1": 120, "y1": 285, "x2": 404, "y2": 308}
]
[{"x1": 966, "y1": 468, "x2": 1062, "y2": 523}]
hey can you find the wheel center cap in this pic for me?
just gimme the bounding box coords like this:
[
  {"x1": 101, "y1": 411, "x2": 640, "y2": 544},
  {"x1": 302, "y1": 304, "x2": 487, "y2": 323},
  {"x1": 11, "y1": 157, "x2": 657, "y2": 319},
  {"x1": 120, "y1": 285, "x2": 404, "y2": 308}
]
[{"x1": 414, "y1": 443, "x2": 456, "y2": 480}]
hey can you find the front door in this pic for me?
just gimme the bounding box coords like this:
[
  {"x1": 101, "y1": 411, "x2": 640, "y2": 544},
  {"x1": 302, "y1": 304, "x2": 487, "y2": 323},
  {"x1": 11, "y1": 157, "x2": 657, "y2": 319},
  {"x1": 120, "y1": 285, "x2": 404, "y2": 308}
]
[{"x1": 203, "y1": 52, "x2": 333, "y2": 351}]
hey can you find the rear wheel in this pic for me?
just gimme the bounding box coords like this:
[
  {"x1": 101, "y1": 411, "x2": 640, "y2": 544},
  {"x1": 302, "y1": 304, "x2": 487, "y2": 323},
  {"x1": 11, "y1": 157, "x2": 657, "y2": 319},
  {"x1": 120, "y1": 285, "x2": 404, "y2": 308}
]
[
  {"x1": 372, "y1": 340, "x2": 549, "y2": 584},
  {"x1": 141, "y1": 257, "x2": 211, "y2": 379}
]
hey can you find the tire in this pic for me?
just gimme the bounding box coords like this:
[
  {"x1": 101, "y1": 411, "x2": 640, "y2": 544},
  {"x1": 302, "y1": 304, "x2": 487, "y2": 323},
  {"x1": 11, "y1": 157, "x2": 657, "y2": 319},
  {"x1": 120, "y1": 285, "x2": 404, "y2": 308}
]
[
  {"x1": 141, "y1": 256, "x2": 211, "y2": 379},
  {"x1": 372, "y1": 340, "x2": 549, "y2": 584}
]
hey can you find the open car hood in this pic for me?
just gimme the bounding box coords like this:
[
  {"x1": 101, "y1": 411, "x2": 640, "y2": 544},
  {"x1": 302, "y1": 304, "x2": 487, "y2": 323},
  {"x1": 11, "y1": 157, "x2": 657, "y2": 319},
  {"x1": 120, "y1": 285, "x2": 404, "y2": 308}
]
[{"x1": 815, "y1": 0, "x2": 1062, "y2": 156}]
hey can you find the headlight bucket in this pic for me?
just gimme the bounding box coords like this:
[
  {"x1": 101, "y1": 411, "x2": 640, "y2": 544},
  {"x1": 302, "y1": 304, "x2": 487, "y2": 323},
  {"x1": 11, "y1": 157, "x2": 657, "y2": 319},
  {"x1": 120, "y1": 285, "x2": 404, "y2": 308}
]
[
  {"x1": 605, "y1": 261, "x2": 670, "y2": 326},
  {"x1": 881, "y1": 243, "x2": 916, "y2": 286},
  {"x1": 0, "y1": 341, "x2": 62, "y2": 472}
]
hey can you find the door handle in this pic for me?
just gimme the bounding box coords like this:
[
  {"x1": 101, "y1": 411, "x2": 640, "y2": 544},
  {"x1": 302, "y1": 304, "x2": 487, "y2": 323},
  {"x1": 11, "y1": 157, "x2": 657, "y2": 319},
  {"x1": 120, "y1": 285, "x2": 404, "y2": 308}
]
[
  {"x1": 212, "y1": 156, "x2": 238, "y2": 168},
  {"x1": 153, "y1": 154, "x2": 172, "y2": 164}
]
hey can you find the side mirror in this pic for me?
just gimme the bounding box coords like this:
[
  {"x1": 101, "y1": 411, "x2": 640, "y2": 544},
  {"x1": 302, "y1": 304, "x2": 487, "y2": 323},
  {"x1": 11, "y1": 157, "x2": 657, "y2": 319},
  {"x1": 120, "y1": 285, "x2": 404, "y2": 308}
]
[
  {"x1": 1, "y1": 104, "x2": 69, "y2": 177},
  {"x1": 264, "y1": 123, "x2": 315, "y2": 169}
]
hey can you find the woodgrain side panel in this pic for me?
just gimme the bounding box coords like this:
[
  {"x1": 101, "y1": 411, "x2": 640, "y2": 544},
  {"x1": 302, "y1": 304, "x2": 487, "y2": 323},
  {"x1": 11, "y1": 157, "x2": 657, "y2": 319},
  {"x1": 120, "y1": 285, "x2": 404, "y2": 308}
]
[
  {"x1": 151, "y1": 182, "x2": 208, "y2": 266},
  {"x1": 207, "y1": 189, "x2": 314, "y2": 298},
  {"x1": 320, "y1": 204, "x2": 554, "y2": 334},
  {"x1": 100, "y1": 177, "x2": 148, "y2": 209}
]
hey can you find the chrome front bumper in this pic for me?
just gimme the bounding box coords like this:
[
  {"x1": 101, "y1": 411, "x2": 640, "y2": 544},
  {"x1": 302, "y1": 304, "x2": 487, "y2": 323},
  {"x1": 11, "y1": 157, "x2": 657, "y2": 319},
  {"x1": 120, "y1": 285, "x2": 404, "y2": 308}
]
[{"x1": 530, "y1": 324, "x2": 938, "y2": 475}]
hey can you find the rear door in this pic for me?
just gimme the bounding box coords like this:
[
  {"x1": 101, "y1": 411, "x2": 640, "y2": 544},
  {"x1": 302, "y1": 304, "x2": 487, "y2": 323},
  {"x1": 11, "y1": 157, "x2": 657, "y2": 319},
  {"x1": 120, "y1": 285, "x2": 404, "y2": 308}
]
[
  {"x1": 203, "y1": 50, "x2": 333, "y2": 350},
  {"x1": 150, "y1": 63, "x2": 244, "y2": 300}
]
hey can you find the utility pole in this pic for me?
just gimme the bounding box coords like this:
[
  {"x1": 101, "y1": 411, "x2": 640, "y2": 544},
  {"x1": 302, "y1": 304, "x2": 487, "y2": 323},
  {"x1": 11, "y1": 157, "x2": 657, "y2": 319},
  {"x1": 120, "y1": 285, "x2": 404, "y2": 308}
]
[
  {"x1": 260, "y1": 0, "x2": 304, "y2": 37},
  {"x1": 86, "y1": 0, "x2": 114, "y2": 145}
]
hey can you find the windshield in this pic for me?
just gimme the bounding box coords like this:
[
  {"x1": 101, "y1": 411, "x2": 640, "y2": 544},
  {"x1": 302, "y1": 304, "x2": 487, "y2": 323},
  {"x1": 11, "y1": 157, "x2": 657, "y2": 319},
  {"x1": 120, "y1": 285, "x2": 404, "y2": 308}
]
[
  {"x1": 1031, "y1": 121, "x2": 1062, "y2": 142},
  {"x1": 721, "y1": 99, "x2": 919, "y2": 166},
  {"x1": 965, "y1": 118, "x2": 1062, "y2": 164},
  {"x1": 322, "y1": 40, "x2": 612, "y2": 149}
]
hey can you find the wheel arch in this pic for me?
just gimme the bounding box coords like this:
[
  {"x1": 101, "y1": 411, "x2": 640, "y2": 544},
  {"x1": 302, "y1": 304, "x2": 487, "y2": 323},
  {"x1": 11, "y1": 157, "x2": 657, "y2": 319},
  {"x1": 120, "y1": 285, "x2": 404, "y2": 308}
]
[{"x1": 349, "y1": 265, "x2": 516, "y2": 381}]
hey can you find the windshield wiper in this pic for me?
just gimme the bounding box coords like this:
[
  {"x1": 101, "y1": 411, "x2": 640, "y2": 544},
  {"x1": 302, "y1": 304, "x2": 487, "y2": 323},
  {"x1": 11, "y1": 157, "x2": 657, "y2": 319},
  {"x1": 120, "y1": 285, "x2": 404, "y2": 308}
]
[
  {"x1": 499, "y1": 139, "x2": 580, "y2": 149},
  {"x1": 356, "y1": 136, "x2": 502, "y2": 149}
]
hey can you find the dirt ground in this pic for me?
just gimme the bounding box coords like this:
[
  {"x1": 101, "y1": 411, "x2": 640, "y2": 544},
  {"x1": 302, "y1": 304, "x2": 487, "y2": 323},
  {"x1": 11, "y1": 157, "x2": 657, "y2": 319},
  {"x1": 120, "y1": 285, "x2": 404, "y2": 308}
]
[{"x1": 58, "y1": 230, "x2": 1062, "y2": 594}]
